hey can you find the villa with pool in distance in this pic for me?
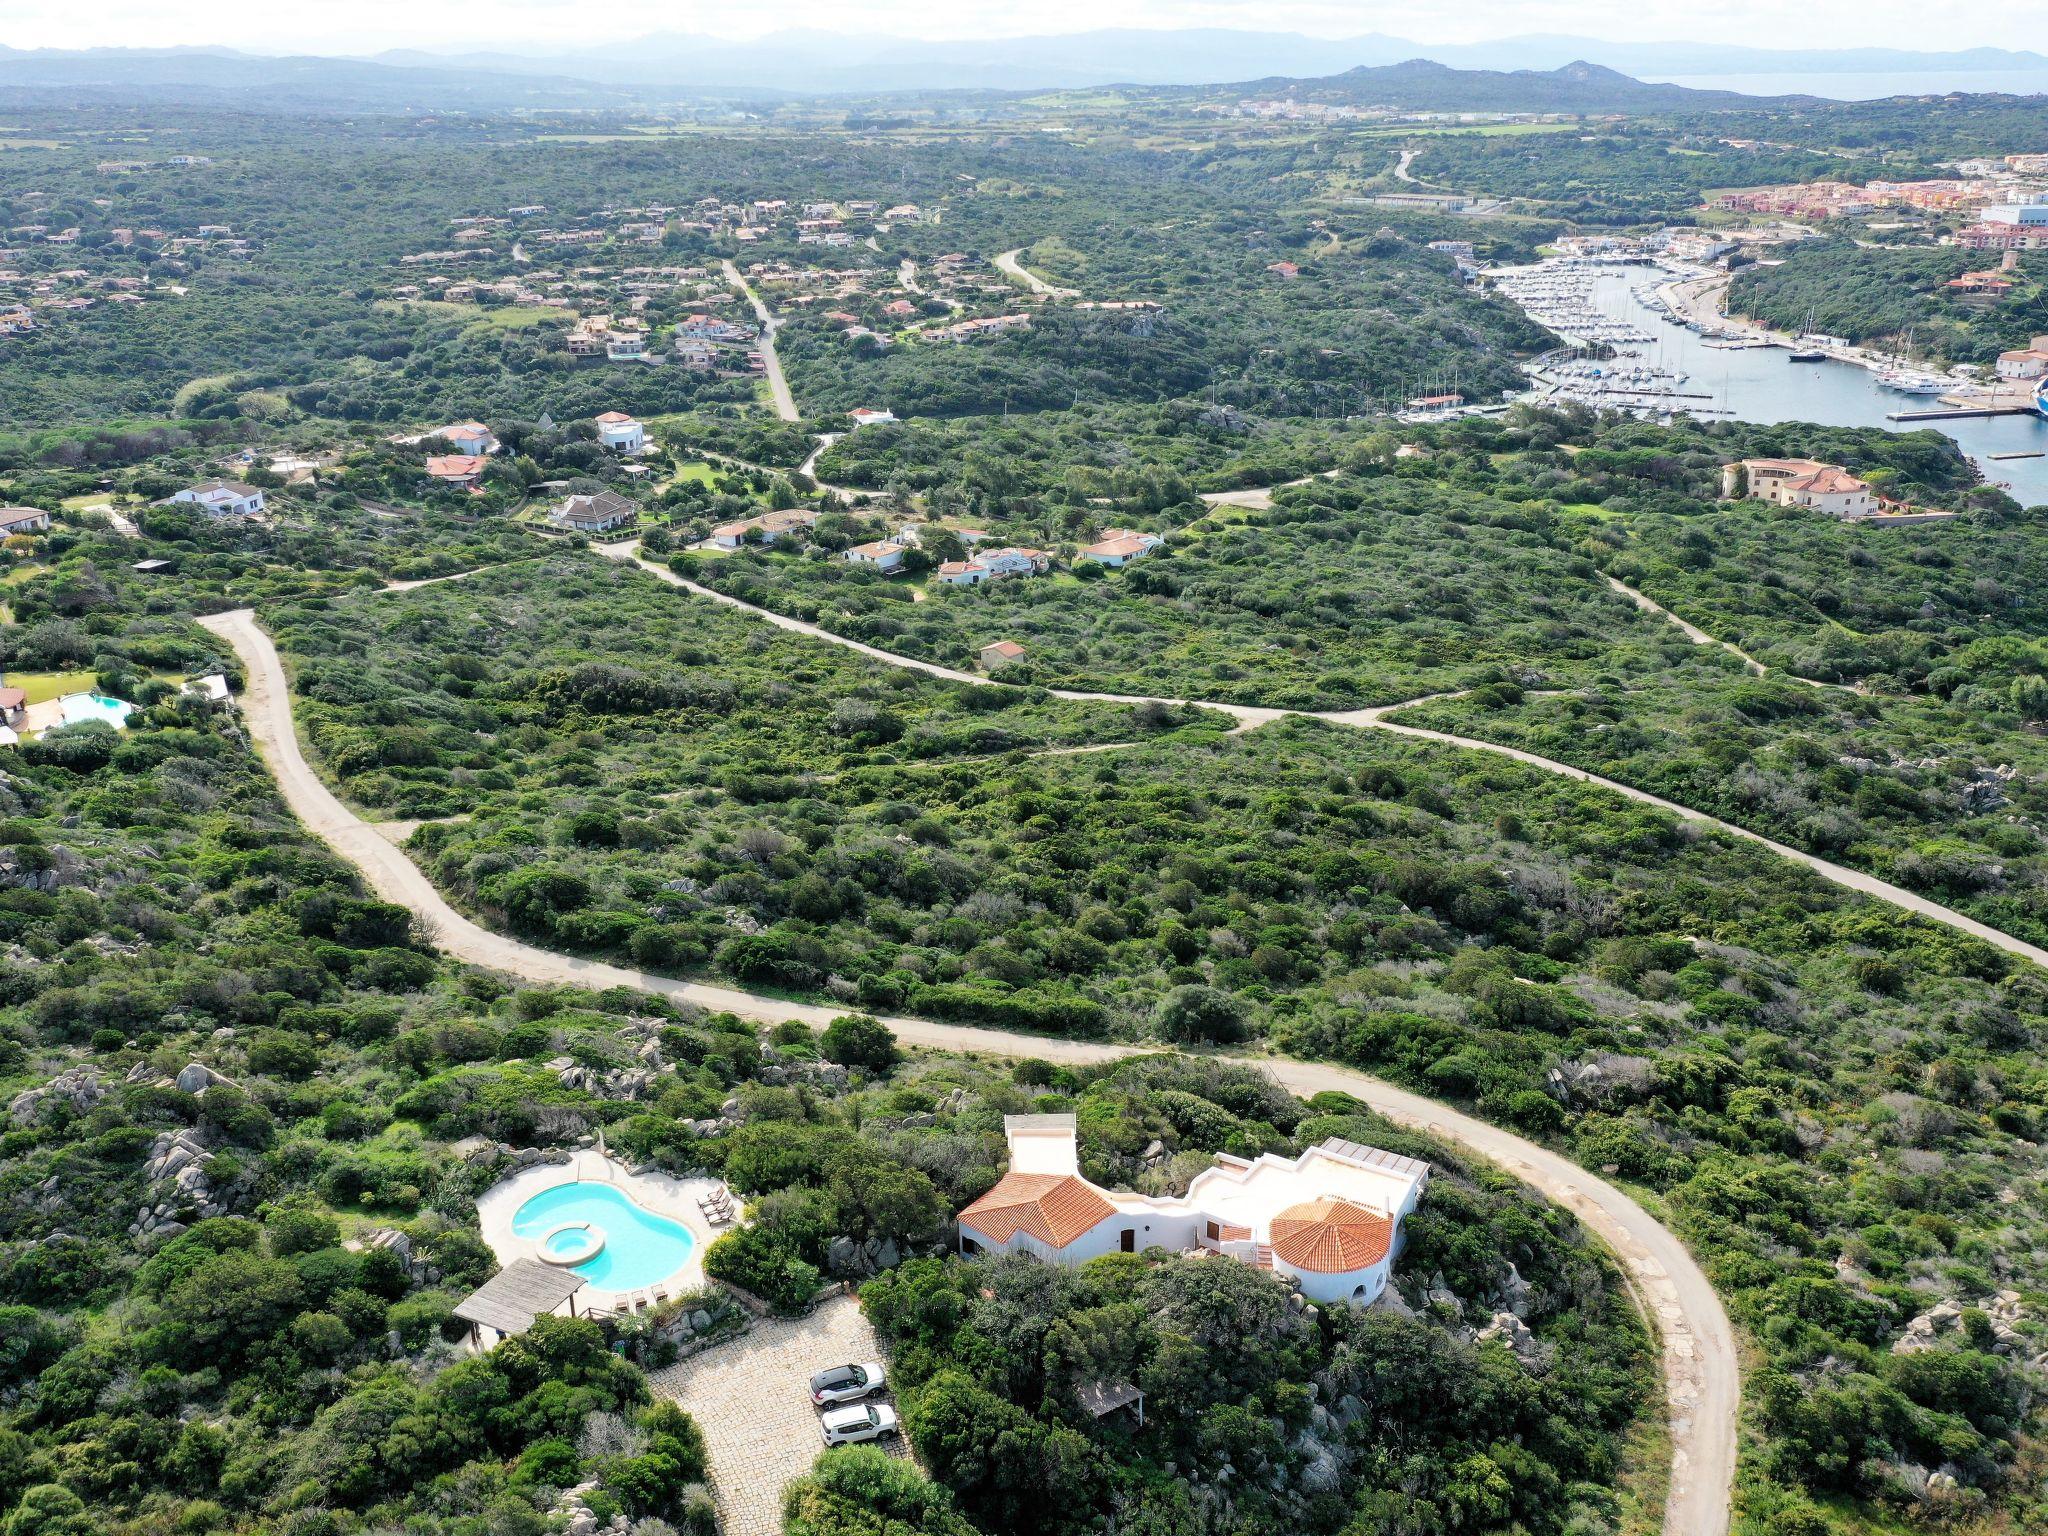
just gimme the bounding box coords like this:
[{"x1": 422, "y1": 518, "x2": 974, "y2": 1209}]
[{"x1": 958, "y1": 1115, "x2": 1429, "y2": 1305}]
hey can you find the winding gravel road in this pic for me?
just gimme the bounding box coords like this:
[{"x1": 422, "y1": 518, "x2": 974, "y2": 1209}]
[
  {"x1": 601, "y1": 541, "x2": 2048, "y2": 971},
  {"x1": 197, "y1": 597, "x2": 1738, "y2": 1536},
  {"x1": 994, "y1": 247, "x2": 1079, "y2": 299}
]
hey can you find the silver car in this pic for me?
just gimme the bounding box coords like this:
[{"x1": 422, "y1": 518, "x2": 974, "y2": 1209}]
[
  {"x1": 810, "y1": 1362, "x2": 886, "y2": 1406},
  {"x1": 820, "y1": 1401, "x2": 899, "y2": 1446}
]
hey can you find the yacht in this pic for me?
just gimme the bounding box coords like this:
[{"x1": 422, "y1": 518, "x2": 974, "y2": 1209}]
[{"x1": 1877, "y1": 370, "x2": 1950, "y2": 396}]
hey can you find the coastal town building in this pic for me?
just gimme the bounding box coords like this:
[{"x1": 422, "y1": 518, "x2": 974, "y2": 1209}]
[
  {"x1": 1723, "y1": 458, "x2": 1877, "y2": 518},
  {"x1": 427, "y1": 421, "x2": 498, "y2": 457},
  {"x1": 844, "y1": 539, "x2": 908, "y2": 573},
  {"x1": 979, "y1": 640, "x2": 1026, "y2": 669},
  {"x1": 1995, "y1": 338, "x2": 2048, "y2": 380},
  {"x1": 958, "y1": 1115, "x2": 1428, "y2": 1305},
  {"x1": 0, "y1": 506, "x2": 52, "y2": 535},
  {"x1": 424, "y1": 455, "x2": 488, "y2": 490}
]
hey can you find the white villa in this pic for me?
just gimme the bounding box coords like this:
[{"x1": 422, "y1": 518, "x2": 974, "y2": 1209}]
[
  {"x1": 1079, "y1": 528, "x2": 1165, "y2": 567},
  {"x1": 959, "y1": 1115, "x2": 1428, "y2": 1305},
  {"x1": 932, "y1": 546, "x2": 1051, "y2": 587},
  {"x1": 171, "y1": 480, "x2": 266, "y2": 517},
  {"x1": 844, "y1": 538, "x2": 908, "y2": 573},
  {"x1": 428, "y1": 421, "x2": 499, "y2": 457},
  {"x1": 595, "y1": 411, "x2": 647, "y2": 453}
]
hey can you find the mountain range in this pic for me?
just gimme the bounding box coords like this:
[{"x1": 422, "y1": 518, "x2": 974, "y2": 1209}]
[
  {"x1": 0, "y1": 33, "x2": 2041, "y2": 113},
  {"x1": 360, "y1": 31, "x2": 2048, "y2": 94}
]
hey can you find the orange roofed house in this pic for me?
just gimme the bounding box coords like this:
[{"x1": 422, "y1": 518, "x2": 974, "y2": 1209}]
[
  {"x1": 958, "y1": 1114, "x2": 1428, "y2": 1305},
  {"x1": 1723, "y1": 458, "x2": 1876, "y2": 519}
]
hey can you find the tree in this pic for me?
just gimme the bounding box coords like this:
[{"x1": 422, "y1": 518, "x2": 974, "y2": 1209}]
[
  {"x1": 819, "y1": 1014, "x2": 900, "y2": 1071},
  {"x1": 3, "y1": 1486, "x2": 93, "y2": 1536},
  {"x1": 783, "y1": 1447, "x2": 977, "y2": 1536},
  {"x1": 1156, "y1": 984, "x2": 1248, "y2": 1044}
]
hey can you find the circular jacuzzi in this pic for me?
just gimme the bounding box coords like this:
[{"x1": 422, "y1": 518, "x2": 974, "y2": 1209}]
[
  {"x1": 538, "y1": 1221, "x2": 606, "y2": 1267},
  {"x1": 510, "y1": 1180, "x2": 696, "y2": 1290}
]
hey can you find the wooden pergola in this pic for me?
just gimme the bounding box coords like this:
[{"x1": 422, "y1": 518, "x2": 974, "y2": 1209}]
[
  {"x1": 1077, "y1": 1378, "x2": 1144, "y2": 1427},
  {"x1": 454, "y1": 1259, "x2": 588, "y2": 1348}
]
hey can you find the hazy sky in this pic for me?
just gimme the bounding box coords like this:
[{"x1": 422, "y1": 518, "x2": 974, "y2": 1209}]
[{"x1": 0, "y1": 0, "x2": 2032, "y2": 54}]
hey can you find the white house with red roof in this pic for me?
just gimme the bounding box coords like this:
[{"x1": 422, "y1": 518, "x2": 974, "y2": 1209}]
[
  {"x1": 932, "y1": 546, "x2": 1051, "y2": 587},
  {"x1": 427, "y1": 421, "x2": 498, "y2": 457},
  {"x1": 958, "y1": 1115, "x2": 1428, "y2": 1305},
  {"x1": 1078, "y1": 528, "x2": 1165, "y2": 567},
  {"x1": 594, "y1": 411, "x2": 647, "y2": 453}
]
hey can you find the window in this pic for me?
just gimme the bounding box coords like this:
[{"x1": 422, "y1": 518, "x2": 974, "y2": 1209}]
[
  {"x1": 1204, "y1": 1220, "x2": 1220, "y2": 1241},
  {"x1": 1120, "y1": 1229, "x2": 1135, "y2": 1253}
]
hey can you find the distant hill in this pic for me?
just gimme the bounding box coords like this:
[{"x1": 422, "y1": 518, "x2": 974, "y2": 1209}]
[
  {"x1": 1229, "y1": 59, "x2": 1808, "y2": 113},
  {"x1": 0, "y1": 45, "x2": 779, "y2": 113},
  {"x1": 371, "y1": 30, "x2": 2048, "y2": 95}
]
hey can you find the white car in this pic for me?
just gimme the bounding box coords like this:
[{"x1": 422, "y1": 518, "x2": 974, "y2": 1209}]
[
  {"x1": 810, "y1": 1362, "x2": 887, "y2": 1406},
  {"x1": 820, "y1": 1402, "x2": 899, "y2": 1446}
]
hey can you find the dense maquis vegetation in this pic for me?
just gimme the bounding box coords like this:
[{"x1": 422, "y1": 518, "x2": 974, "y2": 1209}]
[
  {"x1": 1403, "y1": 651, "x2": 2048, "y2": 943},
  {"x1": 261, "y1": 540, "x2": 2048, "y2": 1529},
  {"x1": 1395, "y1": 127, "x2": 1861, "y2": 223},
  {"x1": 263, "y1": 554, "x2": 1209, "y2": 822},
  {"x1": 0, "y1": 625, "x2": 729, "y2": 1534},
  {"x1": 689, "y1": 474, "x2": 1684, "y2": 709},
  {"x1": 1728, "y1": 241, "x2": 2048, "y2": 368},
  {"x1": 781, "y1": 224, "x2": 1548, "y2": 421}
]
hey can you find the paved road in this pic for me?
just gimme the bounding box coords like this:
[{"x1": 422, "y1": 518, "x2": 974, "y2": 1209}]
[
  {"x1": 721, "y1": 259, "x2": 799, "y2": 423},
  {"x1": 994, "y1": 247, "x2": 1079, "y2": 299},
  {"x1": 200, "y1": 599, "x2": 1736, "y2": 1536}
]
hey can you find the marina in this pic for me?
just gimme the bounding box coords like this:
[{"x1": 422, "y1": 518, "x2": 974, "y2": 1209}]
[{"x1": 1489, "y1": 258, "x2": 2048, "y2": 505}]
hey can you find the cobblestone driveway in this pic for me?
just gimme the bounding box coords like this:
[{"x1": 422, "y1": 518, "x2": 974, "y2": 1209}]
[{"x1": 648, "y1": 1293, "x2": 905, "y2": 1536}]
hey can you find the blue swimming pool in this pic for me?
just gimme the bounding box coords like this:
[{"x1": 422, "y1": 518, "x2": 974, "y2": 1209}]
[{"x1": 511, "y1": 1181, "x2": 696, "y2": 1292}]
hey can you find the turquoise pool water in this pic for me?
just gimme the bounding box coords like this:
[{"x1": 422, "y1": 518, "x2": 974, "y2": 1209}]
[
  {"x1": 511, "y1": 1181, "x2": 696, "y2": 1292},
  {"x1": 58, "y1": 694, "x2": 134, "y2": 730}
]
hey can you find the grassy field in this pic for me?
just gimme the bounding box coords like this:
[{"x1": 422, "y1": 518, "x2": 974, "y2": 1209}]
[{"x1": 8, "y1": 670, "x2": 98, "y2": 704}]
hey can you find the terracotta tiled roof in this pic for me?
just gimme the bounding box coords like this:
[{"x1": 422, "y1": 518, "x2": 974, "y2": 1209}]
[
  {"x1": 959, "y1": 1172, "x2": 1116, "y2": 1249},
  {"x1": 1787, "y1": 467, "x2": 1870, "y2": 495},
  {"x1": 1268, "y1": 1198, "x2": 1392, "y2": 1274}
]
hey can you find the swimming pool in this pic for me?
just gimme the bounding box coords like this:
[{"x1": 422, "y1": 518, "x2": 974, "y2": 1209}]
[
  {"x1": 57, "y1": 693, "x2": 134, "y2": 730},
  {"x1": 510, "y1": 1180, "x2": 697, "y2": 1293}
]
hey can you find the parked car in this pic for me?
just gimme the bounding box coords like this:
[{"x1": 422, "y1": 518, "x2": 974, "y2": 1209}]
[
  {"x1": 820, "y1": 1402, "x2": 899, "y2": 1446},
  {"x1": 810, "y1": 1362, "x2": 887, "y2": 1405}
]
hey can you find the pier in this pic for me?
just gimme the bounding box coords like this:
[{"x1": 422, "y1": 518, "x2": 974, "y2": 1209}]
[{"x1": 1885, "y1": 405, "x2": 2035, "y2": 423}]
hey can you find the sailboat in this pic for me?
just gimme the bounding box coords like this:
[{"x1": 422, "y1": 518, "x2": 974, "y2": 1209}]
[{"x1": 1789, "y1": 304, "x2": 1826, "y2": 362}]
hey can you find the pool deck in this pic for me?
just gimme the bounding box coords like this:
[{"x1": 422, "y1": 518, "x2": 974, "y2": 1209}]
[{"x1": 474, "y1": 1152, "x2": 734, "y2": 1313}]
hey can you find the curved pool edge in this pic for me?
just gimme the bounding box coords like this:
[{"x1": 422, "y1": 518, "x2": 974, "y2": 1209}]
[{"x1": 473, "y1": 1154, "x2": 731, "y2": 1310}]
